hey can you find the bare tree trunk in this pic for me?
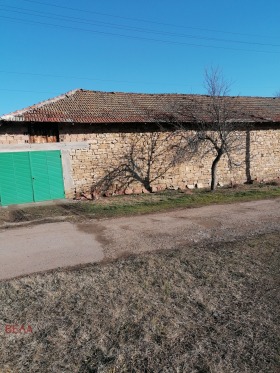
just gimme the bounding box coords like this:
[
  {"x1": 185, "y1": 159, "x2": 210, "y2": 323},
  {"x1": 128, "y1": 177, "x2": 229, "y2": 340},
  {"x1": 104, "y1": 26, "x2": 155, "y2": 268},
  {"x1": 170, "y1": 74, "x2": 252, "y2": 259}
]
[
  {"x1": 245, "y1": 129, "x2": 252, "y2": 183},
  {"x1": 143, "y1": 178, "x2": 153, "y2": 192},
  {"x1": 211, "y1": 152, "x2": 223, "y2": 190}
]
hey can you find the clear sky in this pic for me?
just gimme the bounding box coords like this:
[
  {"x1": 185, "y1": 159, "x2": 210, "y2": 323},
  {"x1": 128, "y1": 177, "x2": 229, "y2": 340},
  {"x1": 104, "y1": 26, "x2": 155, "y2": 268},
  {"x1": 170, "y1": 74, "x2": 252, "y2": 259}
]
[{"x1": 1, "y1": 0, "x2": 280, "y2": 115}]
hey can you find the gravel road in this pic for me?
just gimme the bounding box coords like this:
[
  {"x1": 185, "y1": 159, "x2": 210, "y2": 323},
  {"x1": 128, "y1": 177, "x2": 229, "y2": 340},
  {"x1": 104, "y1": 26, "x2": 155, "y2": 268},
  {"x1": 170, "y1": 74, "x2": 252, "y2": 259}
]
[{"x1": 0, "y1": 198, "x2": 279, "y2": 280}]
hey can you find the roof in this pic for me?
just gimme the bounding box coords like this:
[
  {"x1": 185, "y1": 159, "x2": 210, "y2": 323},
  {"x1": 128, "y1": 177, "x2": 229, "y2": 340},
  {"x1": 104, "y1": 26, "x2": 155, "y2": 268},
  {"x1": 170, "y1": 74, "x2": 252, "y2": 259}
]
[{"x1": 1, "y1": 88, "x2": 280, "y2": 124}]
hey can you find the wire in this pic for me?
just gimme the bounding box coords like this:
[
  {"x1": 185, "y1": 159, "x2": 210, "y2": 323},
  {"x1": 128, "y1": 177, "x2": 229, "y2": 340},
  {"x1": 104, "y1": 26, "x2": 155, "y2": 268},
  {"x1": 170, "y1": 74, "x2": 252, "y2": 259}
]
[
  {"x1": 0, "y1": 70, "x2": 189, "y2": 86},
  {"x1": 1, "y1": 15, "x2": 279, "y2": 54},
  {"x1": 0, "y1": 88, "x2": 58, "y2": 93},
  {"x1": 1, "y1": 4, "x2": 280, "y2": 48},
  {"x1": 12, "y1": 0, "x2": 280, "y2": 40}
]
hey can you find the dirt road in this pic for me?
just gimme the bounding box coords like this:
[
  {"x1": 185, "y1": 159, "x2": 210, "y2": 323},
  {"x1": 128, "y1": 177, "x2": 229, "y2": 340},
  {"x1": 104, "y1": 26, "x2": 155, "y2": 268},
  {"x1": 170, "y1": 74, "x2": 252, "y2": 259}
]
[{"x1": 0, "y1": 198, "x2": 279, "y2": 280}]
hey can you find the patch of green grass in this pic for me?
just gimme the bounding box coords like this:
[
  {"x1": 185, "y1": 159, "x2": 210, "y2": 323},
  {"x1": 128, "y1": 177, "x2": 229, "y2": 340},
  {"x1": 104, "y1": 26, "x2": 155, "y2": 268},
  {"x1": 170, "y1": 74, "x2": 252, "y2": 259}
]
[
  {"x1": 1, "y1": 185, "x2": 280, "y2": 224},
  {"x1": 79, "y1": 186, "x2": 280, "y2": 218}
]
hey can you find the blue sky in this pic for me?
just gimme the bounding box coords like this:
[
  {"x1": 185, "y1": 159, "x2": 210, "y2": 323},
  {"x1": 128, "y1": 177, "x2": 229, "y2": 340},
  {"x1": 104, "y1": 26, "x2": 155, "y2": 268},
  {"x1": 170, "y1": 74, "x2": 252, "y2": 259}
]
[{"x1": 1, "y1": 0, "x2": 280, "y2": 114}]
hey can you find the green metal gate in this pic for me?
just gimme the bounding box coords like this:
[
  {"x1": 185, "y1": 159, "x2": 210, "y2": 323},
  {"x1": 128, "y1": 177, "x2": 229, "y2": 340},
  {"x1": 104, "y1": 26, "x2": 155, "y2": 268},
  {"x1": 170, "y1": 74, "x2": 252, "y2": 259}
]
[
  {"x1": 0, "y1": 150, "x2": 65, "y2": 206},
  {"x1": 0, "y1": 152, "x2": 34, "y2": 206}
]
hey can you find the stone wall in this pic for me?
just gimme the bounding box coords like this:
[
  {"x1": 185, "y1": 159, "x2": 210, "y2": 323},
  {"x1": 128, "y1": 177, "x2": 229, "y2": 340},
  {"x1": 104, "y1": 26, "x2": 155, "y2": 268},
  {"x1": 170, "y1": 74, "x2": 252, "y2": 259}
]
[
  {"x1": 66, "y1": 126, "x2": 280, "y2": 198},
  {"x1": 0, "y1": 123, "x2": 29, "y2": 144},
  {"x1": 0, "y1": 122, "x2": 279, "y2": 199}
]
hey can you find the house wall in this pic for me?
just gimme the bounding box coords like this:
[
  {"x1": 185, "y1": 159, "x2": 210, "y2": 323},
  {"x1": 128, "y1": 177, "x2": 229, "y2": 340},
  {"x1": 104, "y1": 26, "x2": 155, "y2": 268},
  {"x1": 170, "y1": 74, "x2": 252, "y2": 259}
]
[
  {"x1": 0, "y1": 123, "x2": 29, "y2": 144},
  {"x1": 64, "y1": 126, "x2": 280, "y2": 198},
  {"x1": 1, "y1": 122, "x2": 280, "y2": 198}
]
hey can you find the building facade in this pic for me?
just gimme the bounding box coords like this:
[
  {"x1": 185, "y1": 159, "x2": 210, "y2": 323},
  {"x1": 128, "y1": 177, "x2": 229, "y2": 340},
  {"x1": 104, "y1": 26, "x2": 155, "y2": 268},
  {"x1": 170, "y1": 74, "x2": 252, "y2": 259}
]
[{"x1": 0, "y1": 89, "x2": 279, "y2": 205}]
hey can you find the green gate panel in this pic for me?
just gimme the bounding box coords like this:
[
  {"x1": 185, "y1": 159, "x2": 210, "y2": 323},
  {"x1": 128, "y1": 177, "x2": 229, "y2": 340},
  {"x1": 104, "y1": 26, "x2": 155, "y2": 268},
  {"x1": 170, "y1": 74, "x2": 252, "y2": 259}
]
[
  {"x1": 0, "y1": 150, "x2": 65, "y2": 206},
  {"x1": 29, "y1": 150, "x2": 65, "y2": 202},
  {"x1": 0, "y1": 152, "x2": 34, "y2": 206}
]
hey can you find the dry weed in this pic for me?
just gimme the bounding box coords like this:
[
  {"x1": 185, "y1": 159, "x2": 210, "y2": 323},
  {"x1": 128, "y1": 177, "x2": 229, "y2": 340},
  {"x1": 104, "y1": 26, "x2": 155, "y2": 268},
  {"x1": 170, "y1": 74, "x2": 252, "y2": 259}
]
[{"x1": 0, "y1": 232, "x2": 279, "y2": 372}]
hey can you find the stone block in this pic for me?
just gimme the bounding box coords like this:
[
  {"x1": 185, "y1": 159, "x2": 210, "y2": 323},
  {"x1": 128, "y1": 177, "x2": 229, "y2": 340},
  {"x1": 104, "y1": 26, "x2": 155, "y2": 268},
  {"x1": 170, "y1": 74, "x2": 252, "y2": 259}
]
[
  {"x1": 124, "y1": 188, "x2": 133, "y2": 195},
  {"x1": 142, "y1": 187, "x2": 150, "y2": 194},
  {"x1": 132, "y1": 187, "x2": 143, "y2": 194}
]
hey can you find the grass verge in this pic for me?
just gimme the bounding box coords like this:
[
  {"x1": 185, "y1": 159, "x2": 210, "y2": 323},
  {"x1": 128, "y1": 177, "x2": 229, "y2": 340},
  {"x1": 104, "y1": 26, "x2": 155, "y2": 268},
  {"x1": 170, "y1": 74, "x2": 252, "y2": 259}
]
[
  {"x1": 1, "y1": 184, "x2": 280, "y2": 225},
  {"x1": 0, "y1": 231, "x2": 279, "y2": 372}
]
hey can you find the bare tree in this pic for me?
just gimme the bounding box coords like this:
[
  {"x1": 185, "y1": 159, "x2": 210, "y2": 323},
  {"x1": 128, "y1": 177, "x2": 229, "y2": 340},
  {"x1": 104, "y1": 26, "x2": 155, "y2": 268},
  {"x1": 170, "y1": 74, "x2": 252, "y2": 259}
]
[
  {"x1": 181, "y1": 67, "x2": 247, "y2": 190},
  {"x1": 275, "y1": 91, "x2": 280, "y2": 97},
  {"x1": 92, "y1": 71, "x2": 249, "y2": 195}
]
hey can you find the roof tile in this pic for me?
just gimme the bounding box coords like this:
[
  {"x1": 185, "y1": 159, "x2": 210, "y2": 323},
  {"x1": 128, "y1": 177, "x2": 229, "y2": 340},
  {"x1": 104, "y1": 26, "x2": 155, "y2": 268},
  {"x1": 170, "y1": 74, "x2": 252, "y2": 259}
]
[{"x1": 1, "y1": 88, "x2": 280, "y2": 124}]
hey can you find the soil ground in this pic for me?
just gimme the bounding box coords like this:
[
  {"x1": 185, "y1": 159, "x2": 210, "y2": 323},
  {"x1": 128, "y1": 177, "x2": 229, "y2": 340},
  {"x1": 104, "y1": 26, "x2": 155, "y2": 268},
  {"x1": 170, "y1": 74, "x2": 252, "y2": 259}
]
[
  {"x1": 0, "y1": 198, "x2": 279, "y2": 280},
  {"x1": 0, "y1": 190, "x2": 279, "y2": 372},
  {"x1": 1, "y1": 183, "x2": 280, "y2": 227}
]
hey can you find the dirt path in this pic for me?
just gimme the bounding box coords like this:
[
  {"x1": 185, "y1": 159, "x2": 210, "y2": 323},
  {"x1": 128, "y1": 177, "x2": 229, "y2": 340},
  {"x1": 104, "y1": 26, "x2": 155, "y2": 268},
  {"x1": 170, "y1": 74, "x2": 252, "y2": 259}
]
[{"x1": 0, "y1": 198, "x2": 279, "y2": 280}]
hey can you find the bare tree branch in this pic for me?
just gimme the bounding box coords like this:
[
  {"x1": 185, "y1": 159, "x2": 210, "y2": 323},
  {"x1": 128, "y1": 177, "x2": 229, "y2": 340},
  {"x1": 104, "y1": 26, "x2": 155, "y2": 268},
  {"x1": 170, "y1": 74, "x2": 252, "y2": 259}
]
[{"x1": 175, "y1": 67, "x2": 249, "y2": 190}]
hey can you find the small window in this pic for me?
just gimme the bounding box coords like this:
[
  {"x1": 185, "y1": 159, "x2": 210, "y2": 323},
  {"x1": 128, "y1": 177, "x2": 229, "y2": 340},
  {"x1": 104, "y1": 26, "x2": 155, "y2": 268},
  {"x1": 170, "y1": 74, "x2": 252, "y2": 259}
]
[{"x1": 28, "y1": 123, "x2": 59, "y2": 143}]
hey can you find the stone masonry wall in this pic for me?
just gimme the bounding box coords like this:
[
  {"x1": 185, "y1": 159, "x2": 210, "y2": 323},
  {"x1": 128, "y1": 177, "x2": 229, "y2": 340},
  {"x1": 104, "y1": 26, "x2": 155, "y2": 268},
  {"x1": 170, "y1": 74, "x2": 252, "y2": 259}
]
[
  {"x1": 66, "y1": 127, "x2": 280, "y2": 198},
  {"x1": 0, "y1": 124, "x2": 29, "y2": 144},
  {"x1": 0, "y1": 123, "x2": 279, "y2": 199}
]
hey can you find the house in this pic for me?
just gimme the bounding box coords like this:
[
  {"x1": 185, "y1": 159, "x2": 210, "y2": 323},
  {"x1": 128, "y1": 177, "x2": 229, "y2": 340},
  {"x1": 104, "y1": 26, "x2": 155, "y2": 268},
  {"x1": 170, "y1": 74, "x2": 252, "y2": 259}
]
[{"x1": 0, "y1": 88, "x2": 279, "y2": 206}]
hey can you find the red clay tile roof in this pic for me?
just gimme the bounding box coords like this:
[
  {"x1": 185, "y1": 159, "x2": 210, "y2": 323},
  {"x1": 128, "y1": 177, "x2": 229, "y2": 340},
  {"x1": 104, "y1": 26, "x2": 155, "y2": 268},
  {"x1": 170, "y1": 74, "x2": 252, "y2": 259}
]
[{"x1": 1, "y1": 88, "x2": 280, "y2": 124}]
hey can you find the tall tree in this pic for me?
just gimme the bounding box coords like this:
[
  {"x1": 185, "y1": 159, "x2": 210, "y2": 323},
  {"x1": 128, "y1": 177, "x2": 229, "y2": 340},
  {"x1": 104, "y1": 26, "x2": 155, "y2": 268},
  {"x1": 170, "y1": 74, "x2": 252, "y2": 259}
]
[{"x1": 181, "y1": 67, "x2": 247, "y2": 190}]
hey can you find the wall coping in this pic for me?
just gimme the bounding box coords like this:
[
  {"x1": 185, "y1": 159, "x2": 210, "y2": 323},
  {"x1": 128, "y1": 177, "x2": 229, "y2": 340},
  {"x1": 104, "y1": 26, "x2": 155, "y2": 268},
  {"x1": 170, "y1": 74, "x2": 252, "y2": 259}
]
[{"x1": 0, "y1": 141, "x2": 89, "y2": 153}]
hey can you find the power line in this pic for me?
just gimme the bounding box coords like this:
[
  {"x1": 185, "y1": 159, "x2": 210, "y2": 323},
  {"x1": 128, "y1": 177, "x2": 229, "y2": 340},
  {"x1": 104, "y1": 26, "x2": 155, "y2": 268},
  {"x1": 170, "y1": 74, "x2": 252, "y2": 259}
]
[
  {"x1": 0, "y1": 70, "x2": 189, "y2": 86},
  {"x1": 1, "y1": 15, "x2": 279, "y2": 54},
  {"x1": 13, "y1": 0, "x2": 279, "y2": 40},
  {"x1": 1, "y1": 4, "x2": 280, "y2": 48},
  {"x1": 0, "y1": 88, "x2": 58, "y2": 94}
]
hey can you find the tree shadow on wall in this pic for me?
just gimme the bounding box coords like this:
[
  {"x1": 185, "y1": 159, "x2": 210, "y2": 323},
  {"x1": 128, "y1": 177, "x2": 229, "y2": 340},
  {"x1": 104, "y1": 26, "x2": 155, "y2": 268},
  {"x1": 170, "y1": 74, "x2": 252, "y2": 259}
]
[{"x1": 91, "y1": 131, "x2": 188, "y2": 197}]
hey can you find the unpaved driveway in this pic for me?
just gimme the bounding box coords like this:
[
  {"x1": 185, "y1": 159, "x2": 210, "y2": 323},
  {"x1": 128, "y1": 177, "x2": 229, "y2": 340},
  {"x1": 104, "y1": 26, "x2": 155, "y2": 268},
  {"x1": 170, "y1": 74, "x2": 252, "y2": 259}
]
[{"x1": 0, "y1": 198, "x2": 279, "y2": 280}]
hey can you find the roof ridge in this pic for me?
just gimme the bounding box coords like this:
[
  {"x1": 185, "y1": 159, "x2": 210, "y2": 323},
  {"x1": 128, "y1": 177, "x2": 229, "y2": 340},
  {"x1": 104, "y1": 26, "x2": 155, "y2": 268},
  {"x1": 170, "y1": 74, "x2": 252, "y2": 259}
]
[
  {"x1": 76, "y1": 90, "x2": 278, "y2": 99},
  {"x1": 1, "y1": 88, "x2": 279, "y2": 123}
]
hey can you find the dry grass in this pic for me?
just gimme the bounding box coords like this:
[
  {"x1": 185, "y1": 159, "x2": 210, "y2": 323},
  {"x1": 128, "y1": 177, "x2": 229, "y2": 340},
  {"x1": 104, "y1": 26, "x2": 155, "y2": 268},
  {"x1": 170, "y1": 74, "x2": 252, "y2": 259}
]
[{"x1": 0, "y1": 231, "x2": 279, "y2": 373}]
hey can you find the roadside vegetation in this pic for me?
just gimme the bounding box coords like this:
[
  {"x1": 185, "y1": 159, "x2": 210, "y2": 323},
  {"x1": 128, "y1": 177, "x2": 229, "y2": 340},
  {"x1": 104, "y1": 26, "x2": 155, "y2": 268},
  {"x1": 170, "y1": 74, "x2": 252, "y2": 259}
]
[
  {"x1": 0, "y1": 182, "x2": 280, "y2": 226},
  {"x1": 1, "y1": 231, "x2": 279, "y2": 372}
]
